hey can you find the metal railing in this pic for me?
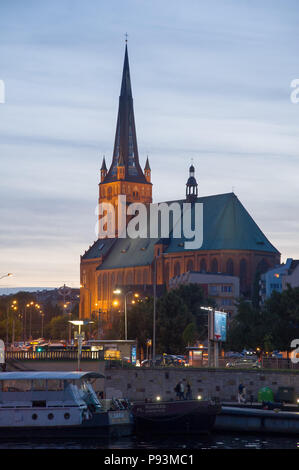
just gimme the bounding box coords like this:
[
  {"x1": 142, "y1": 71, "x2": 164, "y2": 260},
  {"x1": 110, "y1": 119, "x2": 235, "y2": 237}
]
[{"x1": 5, "y1": 350, "x2": 104, "y2": 361}]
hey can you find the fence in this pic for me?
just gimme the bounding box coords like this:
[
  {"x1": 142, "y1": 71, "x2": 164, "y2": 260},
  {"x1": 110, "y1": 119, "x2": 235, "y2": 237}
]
[
  {"x1": 5, "y1": 350, "x2": 104, "y2": 361},
  {"x1": 4, "y1": 351, "x2": 299, "y2": 370}
]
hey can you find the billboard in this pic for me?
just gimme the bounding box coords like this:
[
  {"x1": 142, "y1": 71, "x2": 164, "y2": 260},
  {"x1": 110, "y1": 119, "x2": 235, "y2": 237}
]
[{"x1": 212, "y1": 311, "x2": 227, "y2": 342}]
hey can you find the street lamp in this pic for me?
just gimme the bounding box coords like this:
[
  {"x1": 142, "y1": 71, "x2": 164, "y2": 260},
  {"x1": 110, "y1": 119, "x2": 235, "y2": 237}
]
[
  {"x1": 40, "y1": 312, "x2": 45, "y2": 338},
  {"x1": 68, "y1": 320, "x2": 94, "y2": 371},
  {"x1": 0, "y1": 273, "x2": 13, "y2": 281},
  {"x1": 200, "y1": 306, "x2": 214, "y2": 367},
  {"x1": 113, "y1": 289, "x2": 139, "y2": 340}
]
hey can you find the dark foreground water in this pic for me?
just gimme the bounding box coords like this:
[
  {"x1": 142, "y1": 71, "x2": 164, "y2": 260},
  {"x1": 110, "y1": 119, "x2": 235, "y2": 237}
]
[{"x1": 0, "y1": 433, "x2": 297, "y2": 449}]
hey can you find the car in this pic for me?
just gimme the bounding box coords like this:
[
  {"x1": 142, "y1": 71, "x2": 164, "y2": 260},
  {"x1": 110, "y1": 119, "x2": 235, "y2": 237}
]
[
  {"x1": 225, "y1": 351, "x2": 244, "y2": 358},
  {"x1": 271, "y1": 351, "x2": 283, "y2": 359},
  {"x1": 226, "y1": 358, "x2": 261, "y2": 369}
]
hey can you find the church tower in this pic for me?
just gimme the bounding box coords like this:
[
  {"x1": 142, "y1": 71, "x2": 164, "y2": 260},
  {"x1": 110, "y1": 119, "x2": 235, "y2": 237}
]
[{"x1": 98, "y1": 45, "x2": 152, "y2": 236}]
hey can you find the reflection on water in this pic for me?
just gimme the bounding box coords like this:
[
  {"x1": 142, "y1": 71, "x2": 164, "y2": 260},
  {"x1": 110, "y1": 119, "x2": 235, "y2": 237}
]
[{"x1": 0, "y1": 433, "x2": 298, "y2": 449}]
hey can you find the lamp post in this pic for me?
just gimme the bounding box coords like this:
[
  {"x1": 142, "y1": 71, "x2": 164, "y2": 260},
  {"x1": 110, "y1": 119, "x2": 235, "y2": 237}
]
[
  {"x1": 40, "y1": 312, "x2": 44, "y2": 338},
  {"x1": 152, "y1": 252, "x2": 161, "y2": 367},
  {"x1": 200, "y1": 306, "x2": 214, "y2": 367},
  {"x1": 113, "y1": 289, "x2": 139, "y2": 340},
  {"x1": 68, "y1": 320, "x2": 93, "y2": 371},
  {"x1": 11, "y1": 301, "x2": 18, "y2": 347}
]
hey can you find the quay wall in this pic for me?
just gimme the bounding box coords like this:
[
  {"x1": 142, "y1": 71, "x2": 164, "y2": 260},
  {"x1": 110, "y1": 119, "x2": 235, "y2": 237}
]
[
  {"x1": 5, "y1": 360, "x2": 299, "y2": 401},
  {"x1": 104, "y1": 367, "x2": 299, "y2": 402}
]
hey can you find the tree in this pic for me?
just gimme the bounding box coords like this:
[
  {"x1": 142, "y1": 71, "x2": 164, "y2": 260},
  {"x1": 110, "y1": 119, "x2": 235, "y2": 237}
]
[
  {"x1": 183, "y1": 322, "x2": 198, "y2": 346},
  {"x1": 226, "y1": 300, "x2": 268, "y2": 352},
  {"x1": 262, "y1": 286, "x2": 299, "y2": 356},
  {"x1": 226, "y1": 286, "x2": 299, "y2": 355},
  {"x1": 46, "y1": 316, "x2": 69, "y2": 340},
  {"x1": 173, "y1": 284, "x2": 215, "y2": 341},
  {"x1": 156, "y1": 290, "x2": 193, "y2": 354}
]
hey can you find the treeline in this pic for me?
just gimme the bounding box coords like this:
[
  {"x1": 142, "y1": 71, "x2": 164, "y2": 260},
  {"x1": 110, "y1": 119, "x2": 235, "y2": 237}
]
[{"x1": 226, "y1": 285, "x2": 299, "y2": 356}]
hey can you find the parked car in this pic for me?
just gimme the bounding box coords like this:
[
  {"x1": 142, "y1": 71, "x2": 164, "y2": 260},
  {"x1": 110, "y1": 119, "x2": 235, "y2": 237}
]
[
  {"x1": 271, "y1": 351, "x2": 283, "y2": 359},
  {"x1": 225, "y1": 351, "x2": 244, "y2": 358},
  {"x1": 226, "y1": 358, "x2": 261, "y2": 369}
]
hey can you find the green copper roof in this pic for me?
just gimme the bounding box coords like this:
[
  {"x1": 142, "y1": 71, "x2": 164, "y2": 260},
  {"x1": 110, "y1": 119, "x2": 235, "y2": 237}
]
[
  {"x1": 82, "y1": 192, "x2": 279, "y2": 269},
  {"x1": 166, "y1": 192, "x2": 279, "y2": 253}
]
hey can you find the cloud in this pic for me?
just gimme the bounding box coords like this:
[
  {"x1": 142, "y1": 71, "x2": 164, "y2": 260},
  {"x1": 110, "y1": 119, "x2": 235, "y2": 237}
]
[{"x1": 1, "y1": 0, "x2": 299, "y2": 286}]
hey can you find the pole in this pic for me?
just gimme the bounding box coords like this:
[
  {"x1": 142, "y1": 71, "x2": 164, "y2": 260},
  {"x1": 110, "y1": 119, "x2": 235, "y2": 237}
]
[
  {"x1": 124, "y1": 294, "x2": 128, "y2": 341},
  {"x1": 24, "y1": 306, "x2": 26, "y2": 343},
  {"x1": 152, "y1": 256, "x2": 157, "y2": 367},
  {"x1": 68, "y1": 312, "x2": 71, "y2": 343},
  {"x1": 78, "y1": 324, "x2": 82, "y2": 371},
  {"x1": 214, "y1": 341, "x2": 219, "y2": 368},
  {"x1": 12, "y1": 318, "x2": 15, "y2": 346},
  {"x1": 98, "y1": 310, "x2": 101, "y2": 340},
  {"x1": 89, "y1": 290, "x2": 92, "y2": 320},
  {"x1": 208, "y1": 309, "x2": 211, "y2": 367},
  {"x1": 6, "y1": 305, "x2": 9, "y2": 348},
  {"x1": 29, "y1": 307, "x2": 32, "y2": 340}
]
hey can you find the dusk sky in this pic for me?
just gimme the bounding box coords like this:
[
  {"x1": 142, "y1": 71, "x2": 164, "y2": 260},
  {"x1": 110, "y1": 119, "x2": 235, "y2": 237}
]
[{"x1": 1, "y1": 0, "x2": 299, "y2": 288}]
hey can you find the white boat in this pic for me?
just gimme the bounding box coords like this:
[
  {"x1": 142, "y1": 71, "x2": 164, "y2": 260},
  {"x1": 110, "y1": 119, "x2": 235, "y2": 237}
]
[{"x1": 0, "y1": 371, "x2": 133, "y2": 438}]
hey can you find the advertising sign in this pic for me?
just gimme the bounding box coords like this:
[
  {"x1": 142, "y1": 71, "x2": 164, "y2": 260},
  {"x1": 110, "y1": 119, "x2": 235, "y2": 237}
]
[
  {"x1": 131, "y1": 345, "x2": 137, "y2": 364},
  {"x1": 213, "y1": 311, "x2": 227, "y2": 342},
  {"x1": 0, "y1": 340, "x2": 5, "y2": 364}
]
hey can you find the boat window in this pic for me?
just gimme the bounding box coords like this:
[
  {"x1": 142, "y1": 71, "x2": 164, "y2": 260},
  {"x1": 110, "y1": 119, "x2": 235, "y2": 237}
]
[
  {"x1": 2, "y1": 380, "x2": 32, "y2": 392},
  {"x1": 32, "y1": 379, "x2": 47, "y2": 391},
  {"x1": 47, "y1": 380, "x2": 64, "y2": 391}
]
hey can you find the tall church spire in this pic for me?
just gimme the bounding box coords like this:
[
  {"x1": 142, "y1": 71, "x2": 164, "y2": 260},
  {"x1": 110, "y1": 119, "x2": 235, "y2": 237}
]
[{"x1": 104, "y1": 44, "x2": 147, "y2": 183}]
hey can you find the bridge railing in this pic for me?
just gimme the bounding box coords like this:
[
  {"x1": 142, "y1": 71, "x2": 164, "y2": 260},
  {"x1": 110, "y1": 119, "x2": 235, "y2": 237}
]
[{"x1": 5, "y1": 350, "x2": 104, "y2": 361}]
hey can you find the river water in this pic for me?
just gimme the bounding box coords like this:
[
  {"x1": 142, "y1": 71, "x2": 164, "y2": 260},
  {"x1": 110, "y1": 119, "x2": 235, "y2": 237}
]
[{"x1": 0, "y1": 433, "x2": 297, "y2": 449}]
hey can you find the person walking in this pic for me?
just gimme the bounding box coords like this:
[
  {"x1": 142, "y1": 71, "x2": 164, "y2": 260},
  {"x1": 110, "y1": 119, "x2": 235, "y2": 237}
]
[
  {"x1": 186, "y1": 381, "x2": 192, "y2": 400},
  {"x1": 238, "y1": 383, "x2": 246, "y2": 403},
  {"x1": 174, "y1": 381, "x2": 181, "y2": 400},
  {"x1": 179, "y1": 380, "x2": 185, "y2": 400}
]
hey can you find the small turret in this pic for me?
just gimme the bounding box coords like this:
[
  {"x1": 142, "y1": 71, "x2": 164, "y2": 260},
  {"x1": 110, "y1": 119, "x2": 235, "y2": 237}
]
[
  {"x1": 144, "y1": 156, "x2": 151, "y2": 183},
  {"x1": 186, "y1": 164, "x2": 198, "y2": 202},
  {"x1": 100, "y1": 156, "x2": 107, "y2": 182}
]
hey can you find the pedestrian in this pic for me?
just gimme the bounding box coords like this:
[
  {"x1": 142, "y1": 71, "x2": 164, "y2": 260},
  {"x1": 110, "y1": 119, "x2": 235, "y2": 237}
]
[
  {"x1": 238, "y1": 383, "x2": 246, "y2": 403},
  {"x1": 174, "y1": 381, "x2": 181, "y2": 399},
  {"x1": 186, "y1": 381, "x2": 192, "y2": 400},
  {"x1": 179, "y1": 380, "x2": 185, "y2": 400}
]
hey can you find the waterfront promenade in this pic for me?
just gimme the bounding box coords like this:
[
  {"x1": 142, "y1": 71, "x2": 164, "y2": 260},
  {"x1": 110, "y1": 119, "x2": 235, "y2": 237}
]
[{"x1": 3, "y1": 353, "x2": 299, "y2": 403}]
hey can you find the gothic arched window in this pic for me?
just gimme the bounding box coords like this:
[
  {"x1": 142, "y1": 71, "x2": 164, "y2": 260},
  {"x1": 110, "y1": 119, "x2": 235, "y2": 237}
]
[
  {"x1": 102, "y1": 273, "x2": 108, "y2": 299},
  {"x1": 226, "y1": 258, "x2": 234, "y2": 276},
  {"x1": 97, "y1": 275, "x2": 102, "y2": 299},
  {"x1": 186, "y1": 259, "x2": 194, "y2": 272},
  {"x1": 174, "y1": 262, "x2": 181, "y2": 277},
  {"x1": 200, "y1": 259, "x2": 207, "y2": 272},
  {"x1": 211, "y1": 258, "x2": 218, "y2": 273},
  {"x1": 240, "y1": 259, "x2": 247, "y2": 291},
  {"x1": 117, "y1": 271, "x2": 123, "y2": 286},
  {"x1": 256, "y1": 258, "x2": 269, "y2": 275},
  {"x1": 125, "y1": 271, "x2": 133, "y2": 285}
]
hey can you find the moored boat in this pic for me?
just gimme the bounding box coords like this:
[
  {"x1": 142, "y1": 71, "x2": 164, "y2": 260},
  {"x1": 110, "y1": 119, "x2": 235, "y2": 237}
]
[
  {"x1": 131, "y1": 399, "x2": 221, "y2": 435},
  {"x1": 0, "y1": 371, "x2": 133, "y2": 438},
  {"x1": 215, "y1": 404, "x2": 299, "y2": 434}
]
